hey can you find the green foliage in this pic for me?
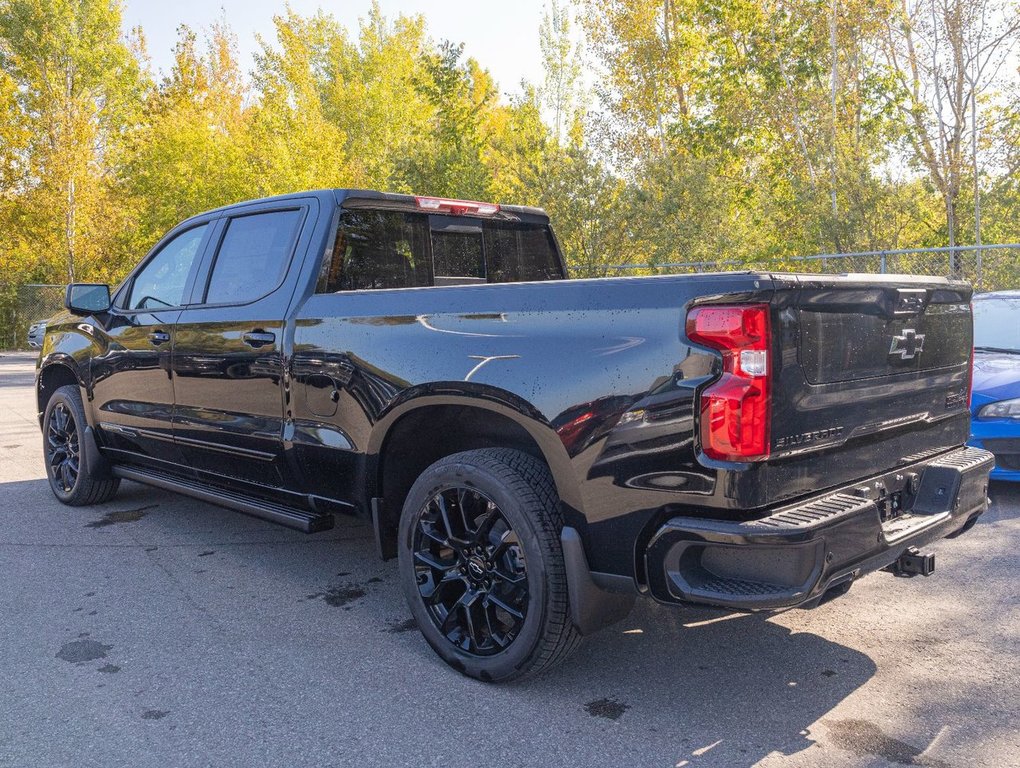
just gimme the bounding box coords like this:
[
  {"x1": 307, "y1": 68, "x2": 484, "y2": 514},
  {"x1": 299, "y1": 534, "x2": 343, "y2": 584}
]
[
  {"x1": 0, "y1": 0, "x2": 143, "y2": 284},
  {"x1": 398, "y1": 41, "x2": 494, "y2": 198},
  {"x1": 119, "y1": 23, "x2": 251, "y2": 263},
  {"x1": 1, "y1": 0, "x2": 1017, "y2": 305}
]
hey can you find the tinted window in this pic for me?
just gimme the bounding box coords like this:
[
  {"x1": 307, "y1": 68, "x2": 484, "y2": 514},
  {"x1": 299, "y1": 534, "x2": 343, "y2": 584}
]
[
  {"x1": 319, "y1": 210, "x2": 431, "y2": 292},
  {"x1": 482, "y1": 223, "x2": 563, "y2": 282},
  {"x1": 127, "y1": 224, "x2": 208, "y2": 310},
  {"x1": 432, "y1": 228, "x2": 485, "y2": 284},
  {"x1": 317, "y1": 207, "x2": 563, "y2": 293},
  {"x1": 204, "y1": 210, "x2": 302, "y2": 305}
]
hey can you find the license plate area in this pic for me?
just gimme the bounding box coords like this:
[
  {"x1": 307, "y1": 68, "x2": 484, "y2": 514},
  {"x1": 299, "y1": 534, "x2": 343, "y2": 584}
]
[{"x1": 851, "y1": 470, "x2": 919, "y2": 524}]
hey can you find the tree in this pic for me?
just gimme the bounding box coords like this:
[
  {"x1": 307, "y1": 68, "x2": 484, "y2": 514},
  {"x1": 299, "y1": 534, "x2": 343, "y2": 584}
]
[
  {"x1": 883, "y1": 0, "x2": 1020, "y2": 252},
  {"x1": 539, "y1": 0, "x2": 583, "y2": 145},
  {"x1": 0, "y1": 0, "x2": 143, "y2": 283},
  {"x1": 327, "y1": 4, "x2": 434, "y2": 189},
  {"x1": 249, "y1": 9, "x2": 352, "y2": 196},
  {"x1": 542, "y1": 117, "x2": 631, "y2": 276},
  {"x1": 399, "y1": 41, "x2": 494, "y2": 198},
  {"x1": 120, "y1": 22, "x2": 250, "y2": 257}
]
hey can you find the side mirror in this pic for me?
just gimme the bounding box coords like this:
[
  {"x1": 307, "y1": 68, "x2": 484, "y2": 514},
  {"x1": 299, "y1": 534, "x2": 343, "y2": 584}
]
[{"x1": 65, "y1": 283, "x2": 111, "y2": 315}]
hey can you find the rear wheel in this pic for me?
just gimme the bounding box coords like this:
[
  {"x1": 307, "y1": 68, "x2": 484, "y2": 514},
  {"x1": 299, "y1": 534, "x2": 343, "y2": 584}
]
[
  {"x1": 43, "y1": 385, "x2": 119, "y2": 506},
  {"x1": 398, "y1": 449, "x2": 580, "y2": 682}
]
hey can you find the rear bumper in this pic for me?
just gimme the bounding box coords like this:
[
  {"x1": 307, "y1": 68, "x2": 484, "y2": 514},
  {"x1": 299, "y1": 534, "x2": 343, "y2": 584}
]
[{"x1": 644, "y1": 446, "x2": 993, "y2": 610}]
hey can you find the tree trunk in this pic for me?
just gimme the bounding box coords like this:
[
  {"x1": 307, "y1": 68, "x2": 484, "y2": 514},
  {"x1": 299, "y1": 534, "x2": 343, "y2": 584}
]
[{"x1": 66, "y1": 177, "x2": 76, "y2": 283}]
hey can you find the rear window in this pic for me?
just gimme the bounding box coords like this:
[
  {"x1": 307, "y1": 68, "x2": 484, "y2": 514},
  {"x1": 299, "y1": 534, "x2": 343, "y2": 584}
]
[{"x1": 316, "y1": 208, "x2": 563, "y2": 293}]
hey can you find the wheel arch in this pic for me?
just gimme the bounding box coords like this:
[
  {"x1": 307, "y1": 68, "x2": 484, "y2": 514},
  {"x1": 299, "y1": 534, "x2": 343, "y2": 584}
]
[
  {"x1": 37, "y1": 357, "x2": 84, "y2": 425},
  {"x1": 367, "y1": 389, "x2": 584, "y2": 534}
]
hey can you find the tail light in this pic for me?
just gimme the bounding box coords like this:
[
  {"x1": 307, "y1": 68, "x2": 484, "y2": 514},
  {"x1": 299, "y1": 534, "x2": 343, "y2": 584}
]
[
  {"x1": 415, "y1": 196, "x2": 500, "y2": 216},
  {"x1": 686, "y1": 304, "x2": 771, "y2": 461}
]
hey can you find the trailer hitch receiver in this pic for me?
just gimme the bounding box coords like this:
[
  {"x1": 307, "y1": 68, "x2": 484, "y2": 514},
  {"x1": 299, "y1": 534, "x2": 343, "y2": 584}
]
[{"x1": 884, "y1": 547, "x2": 935, "y2": 577}]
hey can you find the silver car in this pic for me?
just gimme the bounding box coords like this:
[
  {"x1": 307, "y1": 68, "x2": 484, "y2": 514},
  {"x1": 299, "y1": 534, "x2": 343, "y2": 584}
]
[{"x1": 26, "y1": 321, "x2": 46, "y2": 349}]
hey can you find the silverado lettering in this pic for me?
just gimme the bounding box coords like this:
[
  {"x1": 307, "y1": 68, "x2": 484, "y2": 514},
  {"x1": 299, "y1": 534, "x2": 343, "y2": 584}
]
[{"x1": 774, "y1": 426, "x2": 845, "y2": 449}]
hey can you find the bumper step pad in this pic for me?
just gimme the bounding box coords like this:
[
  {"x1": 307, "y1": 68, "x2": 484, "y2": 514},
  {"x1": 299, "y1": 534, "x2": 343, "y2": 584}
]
[{"x1": 644, "y1": 445, "x2": 993, "y2": 610}]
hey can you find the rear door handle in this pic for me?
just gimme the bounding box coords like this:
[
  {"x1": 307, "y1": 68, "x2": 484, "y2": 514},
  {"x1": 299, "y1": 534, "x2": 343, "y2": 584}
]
[
  {"x1": 242, "y1": 330, "x2": 276, "y2": 348},
  {"x1": 148, "y1": 330, "x2": 170, "y2": 345}
]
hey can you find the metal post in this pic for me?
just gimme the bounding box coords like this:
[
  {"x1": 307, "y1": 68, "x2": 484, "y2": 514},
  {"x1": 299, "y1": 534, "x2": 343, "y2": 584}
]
[
  {"x1": 880, "y1": 252, "x2": 887, "y2": 273},
  {"x1": 830, "y1": 0, "x2": 839, "y2": 228},
  {"x1": 972, "y1": 57, "x2": 982, "y2": 289}
]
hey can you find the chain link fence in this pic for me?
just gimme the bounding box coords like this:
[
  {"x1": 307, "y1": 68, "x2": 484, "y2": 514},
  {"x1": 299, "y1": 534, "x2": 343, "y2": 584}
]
[
  {"x1": 609, "y1": 244, "x2": 1020, "y2": 292},
  {"x1": 3, "y1": 245, "x2": 1018, "y2": 350},
  {"x1": 0, "y1": 284, "x2": 65, "y2": 351}
]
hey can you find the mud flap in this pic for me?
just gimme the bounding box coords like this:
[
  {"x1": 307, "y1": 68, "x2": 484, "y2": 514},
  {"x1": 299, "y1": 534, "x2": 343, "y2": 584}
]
[{"x1": 561, "y1": 527, "x2": 636, "y2": 635}]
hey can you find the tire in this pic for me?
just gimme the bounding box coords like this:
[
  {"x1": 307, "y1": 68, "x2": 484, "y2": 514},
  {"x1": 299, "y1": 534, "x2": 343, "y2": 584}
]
[
  {"x1": 397, "y1": 448, "x2": 581, "y2": 682},
  {"x1": 43, "y1": 384, "x2": 120, "y2": 506}
]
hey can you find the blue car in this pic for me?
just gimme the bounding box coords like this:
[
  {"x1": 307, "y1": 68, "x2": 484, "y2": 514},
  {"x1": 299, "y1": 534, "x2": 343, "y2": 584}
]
[{"x1": 969, "y1": 290, "x2": 1020, "y2": 481}]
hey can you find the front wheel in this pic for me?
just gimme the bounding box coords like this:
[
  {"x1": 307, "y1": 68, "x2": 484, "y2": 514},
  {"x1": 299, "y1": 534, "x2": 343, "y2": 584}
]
[
  {"x1": 397, "y1": 449, "x2": 580, "y2": 682},
  {"x1": 43, "y1": 384, "x2": 120, "y2": 506}
]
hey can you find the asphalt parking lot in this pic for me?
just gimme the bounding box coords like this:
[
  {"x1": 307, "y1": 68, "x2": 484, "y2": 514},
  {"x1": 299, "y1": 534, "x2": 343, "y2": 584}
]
[{"x1": 0, "y1": 351, "x2": 1017, "y2": 768}]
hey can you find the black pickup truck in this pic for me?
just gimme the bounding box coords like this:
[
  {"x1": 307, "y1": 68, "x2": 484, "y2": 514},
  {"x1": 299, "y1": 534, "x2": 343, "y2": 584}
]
[{"x1": 36, "y1": 189, "x2": 993, "y2": 681}]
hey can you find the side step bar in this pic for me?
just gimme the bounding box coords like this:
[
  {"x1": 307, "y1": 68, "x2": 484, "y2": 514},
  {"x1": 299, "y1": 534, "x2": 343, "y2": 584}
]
[{"x1": 111, "y1": 466, "x2": 334, "y2": 533}]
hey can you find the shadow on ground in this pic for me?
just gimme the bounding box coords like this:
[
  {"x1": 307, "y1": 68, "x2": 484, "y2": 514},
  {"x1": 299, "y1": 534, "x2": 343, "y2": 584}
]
[{"x1": 1, "y1": 475, "x2": 879, "y2": 767}]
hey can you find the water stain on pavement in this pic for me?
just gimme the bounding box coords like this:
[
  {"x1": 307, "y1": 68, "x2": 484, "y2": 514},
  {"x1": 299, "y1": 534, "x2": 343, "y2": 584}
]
[
  {"x1": 86, "y1": 505, "x2": 158, "y2": 529},
  {"x1": 141, "y1": 710, "x2": 169, "y2": 720},
  {"x1": 307, "y1": 583, "x2": 367, "y2": 608},
  {"x1": 384, "y1": 618, "x2": 418, "y2": 633},
  {"x1": 322, "y1": 585, "x2": 367, "y2": 607},
  {"x1": 56, "y1": 638, "x2": 112, "y2": 664},
  {"x1": 97, "y1": 664, "x2": 120, "y2": 674},
  {"x1": 824, "y1": 719, "x2": 949, "y2": 767},
  {"x1": 584, "y1": 698, "x2": 630, "y2": 721}
]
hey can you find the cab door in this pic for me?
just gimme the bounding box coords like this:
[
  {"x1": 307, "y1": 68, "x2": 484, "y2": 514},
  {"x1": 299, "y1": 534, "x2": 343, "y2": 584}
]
[
  {"x1": 90, "y1": 221, "x2": 213, "y2": 469},
  {"x1": 170, "y1": 202, "x2": 313, "y2": 497}
]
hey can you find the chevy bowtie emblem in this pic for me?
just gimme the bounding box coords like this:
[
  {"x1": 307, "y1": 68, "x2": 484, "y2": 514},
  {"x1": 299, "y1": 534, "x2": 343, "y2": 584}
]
[{"x1": 889, "y1": 329, "x2": 925, "y2": 360}]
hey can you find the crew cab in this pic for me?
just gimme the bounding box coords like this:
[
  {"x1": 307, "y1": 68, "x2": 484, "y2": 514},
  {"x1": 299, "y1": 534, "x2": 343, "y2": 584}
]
[{"x1": 36, "y1": 189, "x2": 994, "y2": 681}]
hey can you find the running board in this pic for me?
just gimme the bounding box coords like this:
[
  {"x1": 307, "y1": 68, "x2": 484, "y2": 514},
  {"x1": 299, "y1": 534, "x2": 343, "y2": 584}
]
[{"x1": 111, "y1": 466, "x2": 335, "y2": 533}]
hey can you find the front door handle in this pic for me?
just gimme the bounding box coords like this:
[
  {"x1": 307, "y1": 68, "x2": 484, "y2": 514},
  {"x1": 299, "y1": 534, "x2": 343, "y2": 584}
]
[
  {"x1": 242, "y1": 330, "x2": 276, "y2": 348},
  {"x1": 148, "y1": 330, "x2": 170, "y2": 345}
]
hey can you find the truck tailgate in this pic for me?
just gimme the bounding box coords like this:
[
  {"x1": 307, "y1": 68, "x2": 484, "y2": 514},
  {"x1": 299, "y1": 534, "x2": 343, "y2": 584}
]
[{"x1": 762, "y1": 274, "x2": 973, "y2": 504}]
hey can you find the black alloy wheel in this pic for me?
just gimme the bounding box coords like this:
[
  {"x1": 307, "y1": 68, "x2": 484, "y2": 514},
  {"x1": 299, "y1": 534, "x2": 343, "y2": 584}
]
[
  {"x1": 47, "y1": 401, "x2": 80, "y2": 493},
  {"x1": 42, "y1": 384, "x2": 120, "y2": 506},
  {"x1": 398, "y1": 449, "x2": 581, "y2": 682},
  {"x1": 412, "y1": 485, "x2": 529, "y2": 655}
]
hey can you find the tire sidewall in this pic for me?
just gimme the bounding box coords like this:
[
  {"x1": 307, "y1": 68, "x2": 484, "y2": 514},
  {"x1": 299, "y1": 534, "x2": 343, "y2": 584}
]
[{"x1": 398, "y1": 455, "x2": 552, "y2": 682}]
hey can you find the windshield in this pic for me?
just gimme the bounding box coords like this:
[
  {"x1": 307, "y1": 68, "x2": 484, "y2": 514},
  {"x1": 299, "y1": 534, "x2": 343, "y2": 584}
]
[{"x1": 973, "y1": 296, "x2": 1020, "y2": 353}]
